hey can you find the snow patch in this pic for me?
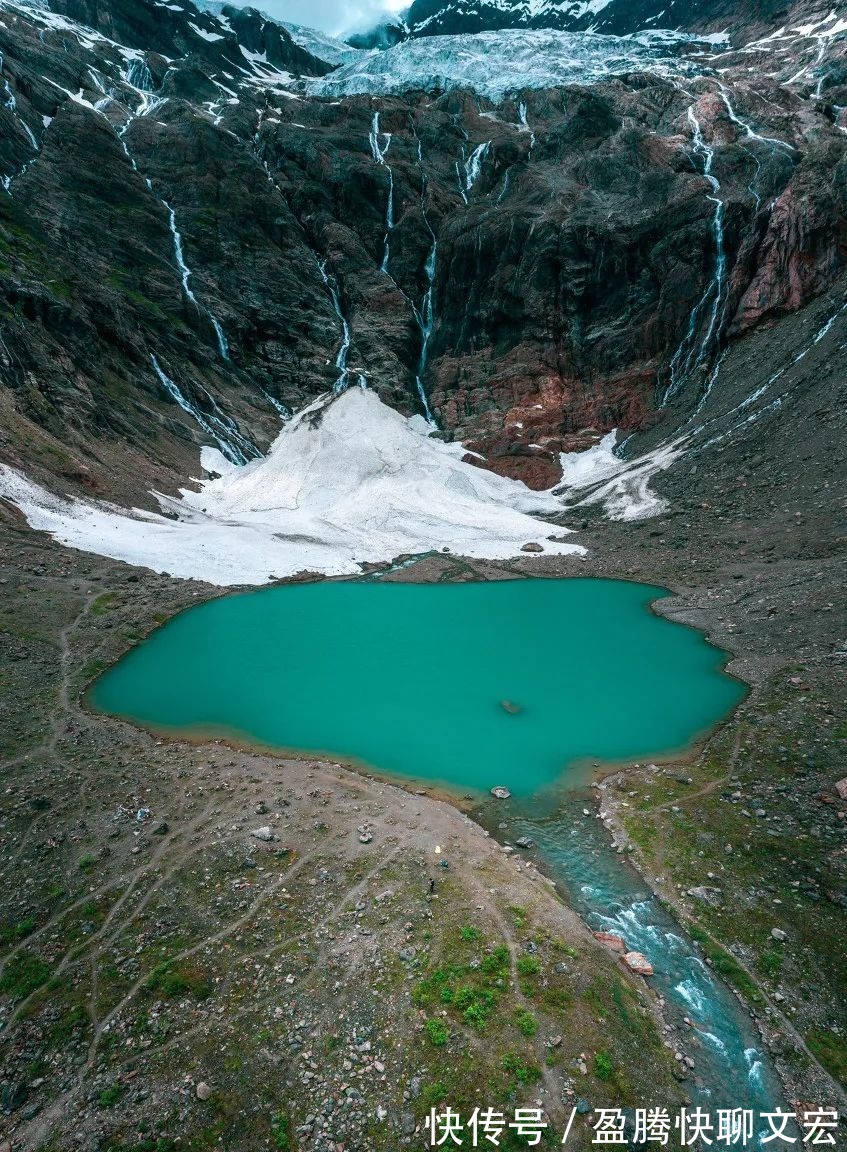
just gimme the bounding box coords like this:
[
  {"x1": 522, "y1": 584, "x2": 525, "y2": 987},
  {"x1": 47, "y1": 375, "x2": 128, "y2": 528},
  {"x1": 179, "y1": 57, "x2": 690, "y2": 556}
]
[
  {"x1": 0, "y1": 390, "x2": 584, "y2": 586},
  {"x1": 555, "y1": 431, "x2": 683, "y2": 520}
]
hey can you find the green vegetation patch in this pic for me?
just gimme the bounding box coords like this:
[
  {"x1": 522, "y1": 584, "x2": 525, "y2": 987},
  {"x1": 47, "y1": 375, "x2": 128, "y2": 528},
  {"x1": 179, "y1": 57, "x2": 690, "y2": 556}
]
[
  {"x1": 414, "y1": 942, "x2": 510, "y2": 1032},
  {"x1": 806, "y1": 1029, "x2": 847, "y2": 1089},
  {"x1": 0, "y1": 915, "x2": 37, "y2": 947},
  {"x1": 0, "y1": 951, "x2": 52, "y2": 999},
  {"x1": 146, "y1": 960, "x2": 212, "y2": 1001}
]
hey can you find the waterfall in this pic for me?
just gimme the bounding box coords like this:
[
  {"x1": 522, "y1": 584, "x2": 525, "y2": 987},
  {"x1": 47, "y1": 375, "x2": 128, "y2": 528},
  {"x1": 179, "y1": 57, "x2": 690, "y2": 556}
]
[
  {"x1": 150, "y1": 355, "x2": 258, "y2": 465},
  {"x1": 457, "y1": 141, "x2": 491, "y2": 201},
  {"x1": 122, "y1": 55, "x2": 166, "y2": 118},
  {"x1": 124, "y1": 57, "x2": 153, "y2": 92},
  {"x1": 210, "y1": 317, "x2": 229, "y2": 361},
  {"x1": 163, "y1": 199, "x2": 230, "y2": 360},
  {"x1": 466, "y1": 141, "x2": 490, "y2": 195},
  {"x1": 1, "y1": 50, "x2": 40, "y2": 190},
  {"x1": 164, "y1": 202, "x2": 199, "y2": 307},
  {"x1": 318, "y1": 260, "x2": 353, "y2": 393},
  {"x1": 412, "y1": 143, "x2": 438, "y2": 425},
  {"x1": 715, "y1": 83, "x2": 794, "y2": 208},
  {"x1": 517, "y1": 101, "x2": 535, "y2": 148},
  {"x1": 260, "y1": 389, "x2": 291, "y2": 421},
  {"x1": 369, "y1": 112, "x2": 394, "y2": 273},
  {"x1": 413, "y1": 237, "x2": 437, "y2": 425},
  {"x1": 661, "y1": 107, "x2": 728, "y2": 407}
]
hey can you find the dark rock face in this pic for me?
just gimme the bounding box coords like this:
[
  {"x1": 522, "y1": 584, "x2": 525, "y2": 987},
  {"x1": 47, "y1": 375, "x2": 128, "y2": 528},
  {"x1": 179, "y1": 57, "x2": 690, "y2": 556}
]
[
  {"x1": 0, "y1": 0, "x2": 845, "y2": 501},
  {"x1": 405, "y1": 0, "x2": 827, "y2": 44}
]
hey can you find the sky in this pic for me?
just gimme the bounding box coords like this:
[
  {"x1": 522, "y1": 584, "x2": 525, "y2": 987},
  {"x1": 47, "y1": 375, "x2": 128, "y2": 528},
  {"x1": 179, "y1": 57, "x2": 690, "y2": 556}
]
[{"x1": 263, "y1": 0, "x2": 408, "y2": 35}]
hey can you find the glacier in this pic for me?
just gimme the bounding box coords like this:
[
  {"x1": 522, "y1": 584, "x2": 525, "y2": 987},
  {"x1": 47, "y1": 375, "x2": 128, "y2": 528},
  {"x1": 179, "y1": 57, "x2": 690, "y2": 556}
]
[{"x1": 308, "y1": 28, "x2": 728, "y2": 100}]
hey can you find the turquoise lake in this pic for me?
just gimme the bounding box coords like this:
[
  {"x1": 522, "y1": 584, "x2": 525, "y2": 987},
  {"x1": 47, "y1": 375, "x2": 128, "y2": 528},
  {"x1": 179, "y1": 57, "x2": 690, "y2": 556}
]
[{"x1": 90, "y1": 578, "x2": 744, "y2": 795}]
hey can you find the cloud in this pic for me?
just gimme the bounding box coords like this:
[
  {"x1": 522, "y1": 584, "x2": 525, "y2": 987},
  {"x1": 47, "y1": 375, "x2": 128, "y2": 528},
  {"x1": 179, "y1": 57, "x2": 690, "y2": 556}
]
[{"x1": 258, "y1": 0, "x2": 406, "y2": 36}]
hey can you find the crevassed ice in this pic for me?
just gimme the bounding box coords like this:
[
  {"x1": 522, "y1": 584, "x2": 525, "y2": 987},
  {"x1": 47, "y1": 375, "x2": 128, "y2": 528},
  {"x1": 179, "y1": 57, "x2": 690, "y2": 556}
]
[{"x1": 308, "y1": 28, "x2": 726, "y2": 101}]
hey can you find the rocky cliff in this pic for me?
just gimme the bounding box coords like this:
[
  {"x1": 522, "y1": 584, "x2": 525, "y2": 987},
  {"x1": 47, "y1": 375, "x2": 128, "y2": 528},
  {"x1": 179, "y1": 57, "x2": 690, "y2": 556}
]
[{"x1": 0, "y1": 0, "x2": 846, "y2": 503}]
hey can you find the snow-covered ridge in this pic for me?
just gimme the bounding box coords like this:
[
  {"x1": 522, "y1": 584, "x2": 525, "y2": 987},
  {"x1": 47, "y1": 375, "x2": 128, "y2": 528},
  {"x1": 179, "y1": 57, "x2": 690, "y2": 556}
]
[
  {"x1": 279, "y1": 20, "x2": 366, "y2": 67},
  {"x1": 308, "y1": 27, "x2": 729, "y2": 100}
]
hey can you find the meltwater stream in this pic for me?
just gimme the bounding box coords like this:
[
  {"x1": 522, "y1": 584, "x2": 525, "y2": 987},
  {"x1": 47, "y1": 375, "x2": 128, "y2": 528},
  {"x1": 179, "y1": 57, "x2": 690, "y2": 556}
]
[{"x1": 508, "y1": 798, "x2": 785, "y2": 1121}]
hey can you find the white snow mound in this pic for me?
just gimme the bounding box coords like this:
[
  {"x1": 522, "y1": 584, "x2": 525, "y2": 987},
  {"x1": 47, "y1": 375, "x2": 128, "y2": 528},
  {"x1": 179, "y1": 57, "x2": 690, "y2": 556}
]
[{"x1": 0, "y1": 389, "x2": 584, "y2": 585}]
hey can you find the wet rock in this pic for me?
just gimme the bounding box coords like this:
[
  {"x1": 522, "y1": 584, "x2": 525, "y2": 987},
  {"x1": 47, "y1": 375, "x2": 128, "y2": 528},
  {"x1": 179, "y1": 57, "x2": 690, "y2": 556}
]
[
  {"x1": 515, "y1": 836, "x2": 535, "y2": 849},
  {"x1": 490, "y1": 786, "x2": 511, "y2": 799},
  {"x1": 500, "y1": 699, "x2": 522, "y2": 714},
  {"x1": 593, "y1": 931, "x2": 627, "y2": 953},
  {"x1": 623, "y1": 951, "x2": 654, "y2": 976},
  {"x1": 576, "y1": 1099, "x2": 591, "y2": 1115}
]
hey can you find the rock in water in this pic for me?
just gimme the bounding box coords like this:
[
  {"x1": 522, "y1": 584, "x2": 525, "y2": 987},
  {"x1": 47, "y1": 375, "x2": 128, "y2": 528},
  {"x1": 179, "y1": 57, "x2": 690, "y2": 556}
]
[
  {"x1": 490, "y1": 786, "x2": 512, "y2": 799},
  {"x1": 593, "y1": 931, "x2": 627, "y2": 954},
  {"x1": 500, "y1": 699, "x2": 522, "y2": 714},
  {"x1": 623, "y1": 950, "x2": 654, "y2": 976}
]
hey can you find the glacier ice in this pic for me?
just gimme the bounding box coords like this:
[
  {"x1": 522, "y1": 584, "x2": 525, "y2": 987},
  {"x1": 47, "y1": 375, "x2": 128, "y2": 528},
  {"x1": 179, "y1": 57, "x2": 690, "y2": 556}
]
[{"x1": 308, "y1": 28, "x2": 727, "y2": 101}]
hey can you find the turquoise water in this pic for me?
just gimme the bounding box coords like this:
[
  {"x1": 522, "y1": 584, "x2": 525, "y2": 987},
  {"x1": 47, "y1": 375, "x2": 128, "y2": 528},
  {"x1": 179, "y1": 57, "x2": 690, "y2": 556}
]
[
  {"x1": 91, "y1": 575, "x2": 784, "y2": 1118},
  {"x1": 90, "y1": 578, "x2": 744, "y2": 796}
]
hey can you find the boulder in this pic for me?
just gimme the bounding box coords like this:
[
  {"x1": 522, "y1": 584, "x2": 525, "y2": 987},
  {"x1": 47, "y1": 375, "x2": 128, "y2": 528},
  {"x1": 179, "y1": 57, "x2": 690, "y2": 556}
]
[
  {"x1": 593, "y1": 931, "x2": 627, "y2": 954},
  {"x1": 623, "y1": 951, "x2": 654, "y2": 976},
  {"x1": 687, "y1": 885, "x2": 723, "y2": 907},
  {"x1": 490, "y1": 786, "x2": 511, "y2": 799},
  {"x1": 835, "y1": 778, "x2": 847, "y2": 801}
]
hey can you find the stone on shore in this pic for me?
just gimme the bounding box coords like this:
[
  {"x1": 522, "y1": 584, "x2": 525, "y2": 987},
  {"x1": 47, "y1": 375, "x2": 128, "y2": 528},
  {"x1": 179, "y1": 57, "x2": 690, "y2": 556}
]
[{"x1": 623, "y1": 951, "x2": 654, "y2": 976}]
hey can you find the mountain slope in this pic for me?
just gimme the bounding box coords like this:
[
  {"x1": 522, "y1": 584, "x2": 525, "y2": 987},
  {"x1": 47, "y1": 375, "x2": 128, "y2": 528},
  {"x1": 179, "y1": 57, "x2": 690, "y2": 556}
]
[
  {"x1": 0, "y1": 0, "x2": 846, "y2": 509},
  {"x1": 404, "y1": 0, "x2": 837, "y2": 44}
]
